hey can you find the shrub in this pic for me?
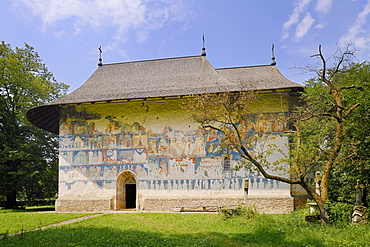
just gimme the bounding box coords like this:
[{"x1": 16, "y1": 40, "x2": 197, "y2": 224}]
[
  {"x1": 218, "y1": 202, "x2": 258, "y2": 219},
  {"x1": 326, "y1": 201, "x2": 351, "y2": 224}
]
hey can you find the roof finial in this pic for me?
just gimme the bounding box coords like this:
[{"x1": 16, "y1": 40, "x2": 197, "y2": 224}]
[
  {"x1": 201, "y1": 35, "x2": 206, "y2": 56},
  {"x1": 98, "y1": 46, "x2": 103, "y2": 66},
  {"x1": 271, "y1": 43, "x2": 276, "y2": 66}
]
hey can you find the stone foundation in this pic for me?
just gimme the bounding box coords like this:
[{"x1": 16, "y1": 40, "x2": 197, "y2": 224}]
[
  {"x1": 55, "y1": 195, "x2": 295, "y2": 214},
  {"x1": 141, "y1": 196, "x2": 295, "y2": 214},
  {"x1": 56, "y1": 197, "x2": 114, "y2": 212},
  {"x1": 141, "y1": 197, "x2": 244, "y2": 212},
  {"x1": 244, "y1": 196, "x2": 295, "y2": 214}
]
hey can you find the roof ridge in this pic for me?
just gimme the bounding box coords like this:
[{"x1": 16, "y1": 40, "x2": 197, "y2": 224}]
[
  {"x1": 99, "y1": 55, "x2": 204, "y2": 67},
  {"x1": 216, "y1": 64, "x2": 274, "y2": 70}
]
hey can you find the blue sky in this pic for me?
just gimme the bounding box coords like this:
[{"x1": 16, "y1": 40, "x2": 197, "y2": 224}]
[{"x1": 2, "y1": 0, "x2": 370, "y2": 92}]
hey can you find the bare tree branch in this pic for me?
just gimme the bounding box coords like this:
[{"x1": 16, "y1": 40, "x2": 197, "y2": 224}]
[{"x1": 344, "y1": 103, "x2": 361, "y2": 119}]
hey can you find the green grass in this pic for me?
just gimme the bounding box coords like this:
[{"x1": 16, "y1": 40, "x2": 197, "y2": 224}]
[
  {"x1": 1, "y1": 209, "x2": 369, "y2": 246},
  {"x1": 0, "y1": 211, "x2": 95, "y2": 235}
]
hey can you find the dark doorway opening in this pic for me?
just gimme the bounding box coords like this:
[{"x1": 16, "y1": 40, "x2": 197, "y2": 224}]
[{"x1": 125, "y1": 184, "x2": 136, "y2": 208}]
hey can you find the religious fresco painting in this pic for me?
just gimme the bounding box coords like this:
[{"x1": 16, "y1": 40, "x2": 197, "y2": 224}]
[{"x1": 58, "y1": 100, "x2": 291, "y2": 202}]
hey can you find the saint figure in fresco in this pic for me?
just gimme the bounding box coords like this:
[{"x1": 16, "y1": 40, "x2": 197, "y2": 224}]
[
  {"x1": 159, "y1": 159, "x2": 168, "y2": 177},
  {"x1": 60, "y1": 122, "x2": 73, "y2": 135},
  {"x1": 135, "y1": 165, "x2": 148, "y2": 178},
  {"x1": 158, "y1": 138, "x2": 168, "y2": 156},
  {"x1": 87, "y1": 122, "x2": 97, "y2": 134}
]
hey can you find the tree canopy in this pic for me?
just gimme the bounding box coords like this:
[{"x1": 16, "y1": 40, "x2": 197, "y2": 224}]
[
  {"x1": 328, "y1": 61, "x2": 370, "y2": 206},
  {"x1": 0, "y1": 41, "x2": 69, "y2": 208}
]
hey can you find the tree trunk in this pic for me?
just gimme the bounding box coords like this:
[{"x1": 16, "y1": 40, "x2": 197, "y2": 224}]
[
  {"x1": 5, "y1": 189, "x2": 18, "y2": 209},
  {"x1": 301, "y1": 180, "x2": 330, "y2": 223},
  {"x1": 316, "y1": 199, "x2": 330, "y2": 224}
]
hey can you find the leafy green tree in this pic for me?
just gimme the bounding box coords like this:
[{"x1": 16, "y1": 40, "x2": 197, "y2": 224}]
[
  {"x1": 0, "y1": 41, "x2": 68, "y2": 208},
  {"x1": 328, "y1": 62, "x2": 370, "y2": 206},
  {"x1": 184, "y1": 45, "x2": 364, "y2": 223}
]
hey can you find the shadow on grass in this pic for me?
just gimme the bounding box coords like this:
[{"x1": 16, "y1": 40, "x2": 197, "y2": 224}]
[
  {"x1": 0, "y1": 206, "x2": 55, "y2": 213},
  {"x1": 250, "y1": 224, "x2": 327, "y2": 247},
  {"x1": 1, "y1": 224, "x2": 327, "y2": 247}
]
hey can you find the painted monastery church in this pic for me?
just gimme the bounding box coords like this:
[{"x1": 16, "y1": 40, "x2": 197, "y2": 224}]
[{"x1": 27, "y1": 53, "x2": 303, "y2": 213}]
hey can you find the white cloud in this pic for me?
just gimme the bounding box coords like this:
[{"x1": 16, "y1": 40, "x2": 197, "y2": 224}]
[
  {"x1": 12, "y1": 0, "x2": 192, "y2": 44},
  {"x1": 294, "y1": 12, "x2": 315, "y2": 40},
  {"x1": 339, "y1": 0, "x2": 370, "y2": 50},
  {"x1": 314, "y1": 0, "x2": 332, "y2": 29},
  {"x1": 315, "y1": 0, "x2": 332, "y2": 14},
  {"x1": 315, "y1": 22, "x2": 327, "y2": 29},
  {"x1": 282, "y1": 0, "x2": 312, "y2": 40}
]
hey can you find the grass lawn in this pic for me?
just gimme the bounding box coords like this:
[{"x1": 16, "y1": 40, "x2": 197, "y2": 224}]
[
  {"x1": 1, "y1": 209, "x2": 369, "y2": 246},
  {"x1": 0, "y1": 206, "x2": 96, "y2": 236}
]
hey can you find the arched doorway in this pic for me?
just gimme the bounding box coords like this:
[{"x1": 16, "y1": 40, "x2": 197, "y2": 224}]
[{"x1": 116, "y1": 171, "x2": 137, "y2": 210}]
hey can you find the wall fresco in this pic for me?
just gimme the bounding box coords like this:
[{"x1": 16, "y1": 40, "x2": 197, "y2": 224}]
[{"x1": 58, "y1": 99, "x2": 291, "y2": 198}]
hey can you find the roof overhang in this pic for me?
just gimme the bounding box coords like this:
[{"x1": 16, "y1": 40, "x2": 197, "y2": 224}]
[{"x1": 26, "y1": 56, "x2": 303, "y2": 135}]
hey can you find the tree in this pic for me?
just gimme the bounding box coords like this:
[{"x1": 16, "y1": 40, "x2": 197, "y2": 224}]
[
  {"x1": 183, "y1": 45, "x2": 363, "y2": 223},
  {"x1": 328, "y1": 62, "x2": 370, "y2": 206},
  {"x1": 0, "y1": 41, "x2": 68, "y2": 208}
]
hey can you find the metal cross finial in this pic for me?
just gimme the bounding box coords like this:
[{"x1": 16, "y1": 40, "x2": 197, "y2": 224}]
[
  {"x1": 201, "y1": 35, "x2": 206, "y2": 56},
  {"x1": 271, "y1": 43, "x2": 276, "y2": 66},
  {"x1": 272, "y1": 44, "x2": 274, "y2": 56},
  {"x1": 98, "y1": 46, "x2": 103, "y2": 66}
]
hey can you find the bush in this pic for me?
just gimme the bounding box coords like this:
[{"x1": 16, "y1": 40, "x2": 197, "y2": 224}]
[
  {"x1": 218, "y1": 202, "x2": 258, "y2": 219},
  {"x1": 326, "y1": 201, "x2": 351, "y2": 224}
]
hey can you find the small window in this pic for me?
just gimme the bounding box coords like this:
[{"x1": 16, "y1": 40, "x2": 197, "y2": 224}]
[{"x1": 223, "y1": 156, "x2": 231, "y2": 171}]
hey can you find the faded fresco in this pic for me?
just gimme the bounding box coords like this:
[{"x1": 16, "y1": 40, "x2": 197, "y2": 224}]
[{"x1": 58, "y1": 98, "x2": 291, "y2": 198}]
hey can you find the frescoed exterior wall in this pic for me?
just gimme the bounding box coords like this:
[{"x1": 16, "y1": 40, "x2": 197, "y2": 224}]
[{"x1": 56, "y1": 93, "x2": 294, "y2": 212}]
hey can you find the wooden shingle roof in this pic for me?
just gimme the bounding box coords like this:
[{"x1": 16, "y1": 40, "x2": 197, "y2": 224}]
[
  {"x1": 27, "y1": 55, "x2": 302, "y2": 134},
  {"x1": 216, "y1": 65, "x2": 300, "y2": 90}
]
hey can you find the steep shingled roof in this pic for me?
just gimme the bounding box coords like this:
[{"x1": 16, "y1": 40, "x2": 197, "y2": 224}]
[
  {"x1": 216, "y1": 65, "x2": 300, "y2": 90},
  {"x1": 27, "y1": 55, "x2": 302, "y2": 134},
  {"x1": 48, "y1": 56, "x2": 233, "y2": 105}
]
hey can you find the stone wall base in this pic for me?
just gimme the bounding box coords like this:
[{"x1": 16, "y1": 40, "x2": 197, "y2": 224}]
[
  {"x1": 142, "y1": 197, "x2": 245, "y2": 212},
  {"x1": 56, "y1": 197, "x2": 114, "y2": 212},
  {"x1": 55, "y1": 196, "x2": 296, "y2": 214},
  {"x1": 245, "y1": 196, "x2": 295, "y2": 214},
  {"x1": 142, "y1": 196, "x2": 295, "y2": 214}
]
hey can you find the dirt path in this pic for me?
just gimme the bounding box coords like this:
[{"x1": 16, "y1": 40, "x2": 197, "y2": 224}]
[{"x1": 0, "y1": 214, "x2": 103, "y2": 239}]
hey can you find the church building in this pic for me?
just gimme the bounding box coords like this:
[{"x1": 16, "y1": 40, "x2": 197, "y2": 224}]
[{"x1": 27, "y1": 51, "x2": 303, "y2": 213}]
